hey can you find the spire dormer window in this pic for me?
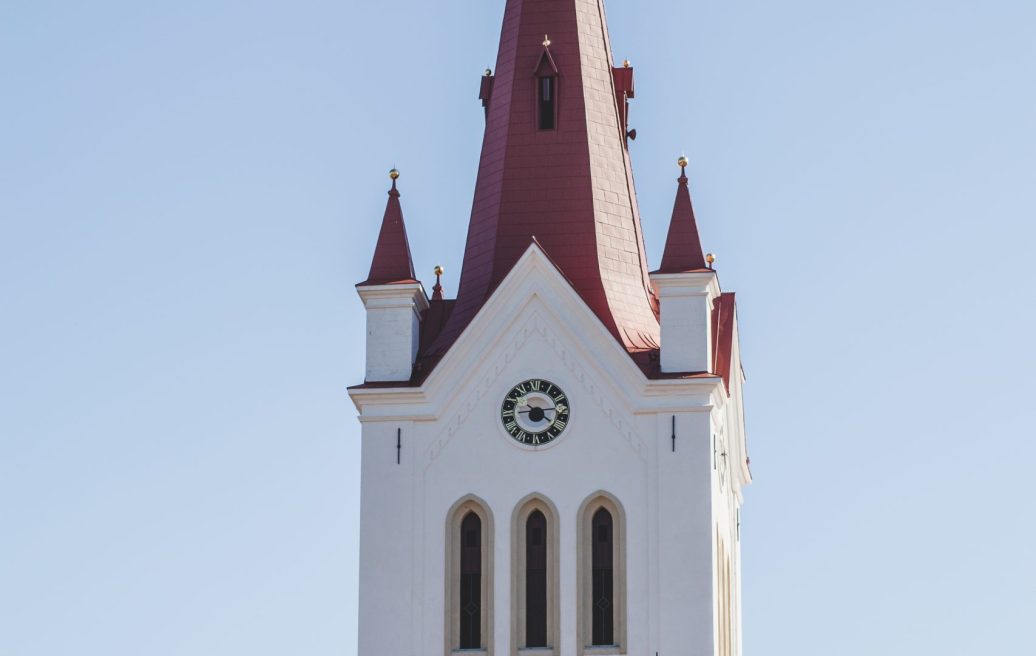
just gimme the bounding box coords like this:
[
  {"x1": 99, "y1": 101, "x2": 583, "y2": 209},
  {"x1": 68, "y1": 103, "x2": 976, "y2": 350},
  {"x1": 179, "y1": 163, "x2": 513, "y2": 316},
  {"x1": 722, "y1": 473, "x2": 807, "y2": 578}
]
[
  {"x1": 534, "y1": 40, "x2": 560, "y2": 132},
  {"x1": 538, "y1": 76, "x2": 556, "y2": 130}
]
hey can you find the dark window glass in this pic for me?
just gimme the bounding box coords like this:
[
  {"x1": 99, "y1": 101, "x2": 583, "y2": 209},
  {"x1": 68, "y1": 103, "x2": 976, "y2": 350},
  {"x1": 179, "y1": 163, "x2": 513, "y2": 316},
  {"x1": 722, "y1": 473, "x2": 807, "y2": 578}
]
[
  {"x1": 459, "y1": 512, "x2": 482, "y2": 649},
  {"x1": 538, "y1": 77, "x2": 556, "y2": 130},
  {"x1": 591, "y1": 508, "x2": 614, "y2": 646},
  {"x1": 526, "y1": 510, "x2": 548, "y2": 647}
]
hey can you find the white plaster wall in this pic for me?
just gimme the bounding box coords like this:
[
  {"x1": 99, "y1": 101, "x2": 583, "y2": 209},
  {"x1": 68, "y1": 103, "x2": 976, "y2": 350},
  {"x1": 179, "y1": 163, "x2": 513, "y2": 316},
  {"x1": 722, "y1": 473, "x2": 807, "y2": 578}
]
[
  {"x1": 357, "y1": 284, "x2": 428, "y2": 383},
  {"x1": 652, "y1": 273, "x2": 719, "y2": 374},
  {"x1": 706, "y1": 319, "x2": 749, "y2": 656},
  {"x1": 657, "y1": 410, "x2": 716, "y2": 656},
  {"x1": 357, "y1": 333, "x2": 722, "y2": 655},
  {"x1": 352, "y1": 248, "x2": 745, "y2": 656},
  {"x1": 364, "y1": 303, "x2": 419, "y2": 381},
  {"x1": 357, "y1": 420, "x2": 416, "y2": 656}
]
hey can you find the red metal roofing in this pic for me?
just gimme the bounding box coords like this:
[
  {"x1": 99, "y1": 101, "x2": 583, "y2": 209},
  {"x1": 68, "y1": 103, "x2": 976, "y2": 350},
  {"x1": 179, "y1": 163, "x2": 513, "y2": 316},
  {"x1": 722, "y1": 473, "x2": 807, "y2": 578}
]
[
  {"x1": 358, "y1": 178, "x2": 417, "y2": 286},
  {"x1": 711, "y1": 292, "x2": 736, "y2": 394},
  {"x1": 655, "y1": 169, "x2": 708, "y2": 274},
  {"x1": 353, "y1": 0, "x2": 741, "y2": 390},
  {"x1": 426, "y1": 0, "x2": 661, "y2": 360}
]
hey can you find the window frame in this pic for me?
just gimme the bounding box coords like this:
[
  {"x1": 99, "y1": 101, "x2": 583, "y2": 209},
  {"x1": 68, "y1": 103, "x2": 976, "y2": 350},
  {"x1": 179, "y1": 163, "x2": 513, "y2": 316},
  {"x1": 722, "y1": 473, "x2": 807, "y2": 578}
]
[
  {"x1": 510, "y1": 494, "x2": 560, "y2": 656},
  {"x1": 446, "y1": 495, "x2": 495, "y2": 656},
  {"x1": 577, "y1": 492, "x2": 627, "y2": 655}
]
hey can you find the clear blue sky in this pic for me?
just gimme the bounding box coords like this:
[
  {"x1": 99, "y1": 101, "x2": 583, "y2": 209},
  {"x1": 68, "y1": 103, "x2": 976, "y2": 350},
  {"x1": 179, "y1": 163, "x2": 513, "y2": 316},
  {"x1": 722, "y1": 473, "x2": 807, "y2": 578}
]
[{"x1": 2, "y1": 1, "x2": 1033, "y2": 654}]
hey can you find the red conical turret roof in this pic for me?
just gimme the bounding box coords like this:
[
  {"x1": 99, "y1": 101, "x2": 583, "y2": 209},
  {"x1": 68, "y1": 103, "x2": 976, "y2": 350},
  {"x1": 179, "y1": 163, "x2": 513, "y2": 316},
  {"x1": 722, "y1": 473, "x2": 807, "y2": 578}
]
[
  {"x1": 656, "y1": 163, "x2": 708, "y2": 273},
  {"x1": 359, "y1": 173, "x2": 418, "y2": 286},
  {"x1": 429, "y1": 0, "x2": 660, "y2": 358}
]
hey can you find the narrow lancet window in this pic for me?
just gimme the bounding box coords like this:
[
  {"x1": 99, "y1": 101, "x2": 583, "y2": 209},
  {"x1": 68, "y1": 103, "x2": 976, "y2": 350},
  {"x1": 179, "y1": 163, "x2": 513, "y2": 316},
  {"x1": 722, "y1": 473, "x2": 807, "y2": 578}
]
[
  {"x1": 526, "y1": 510, "x2": 548, "y2": 647},
  {"x1": 591, "y1": 508, "x2": 614, "y2": 646},
  {"x1": 538, "y1": 76, "x2": 556, "y2": 130},
  {"x1": 459, "y1": 512, "x2": 482, "y2": 649}
]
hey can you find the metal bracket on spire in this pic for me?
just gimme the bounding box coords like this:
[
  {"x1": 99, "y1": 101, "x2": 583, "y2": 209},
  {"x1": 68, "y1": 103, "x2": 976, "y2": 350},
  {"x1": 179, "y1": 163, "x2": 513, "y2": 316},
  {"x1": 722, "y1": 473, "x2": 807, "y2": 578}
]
[
  {"x1": 479, "y1": 68, "x2": 495, "y2": 119},
  {"x1": 613, "y1": 61, "x2": 636, "y2": 146}
]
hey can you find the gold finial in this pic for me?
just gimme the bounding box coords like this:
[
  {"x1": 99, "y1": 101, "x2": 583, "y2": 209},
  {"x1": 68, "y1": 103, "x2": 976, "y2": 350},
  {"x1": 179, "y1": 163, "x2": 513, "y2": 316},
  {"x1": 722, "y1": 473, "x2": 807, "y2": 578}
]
[
  {"x1": 389, "y1": 168, "x2": 400, "y2": 180},
  {"x1": 706, "y1": 253, "x2": 716, "y2": 269},
  {"x1": 432, "y1": 264, "x2": 445, "y2": 300},
  {"x1": 543, "y1": 34, "x2": 551, "y2": 47},
  {"x1": 623, "y1": 59, "x2": 632, "y2": 68},
  {"x1": 677, "y1": 155, "x2": 689, "y2": 169},
  {"x1": 484, "y1": 67, "x2": 492, "y2": 76}
]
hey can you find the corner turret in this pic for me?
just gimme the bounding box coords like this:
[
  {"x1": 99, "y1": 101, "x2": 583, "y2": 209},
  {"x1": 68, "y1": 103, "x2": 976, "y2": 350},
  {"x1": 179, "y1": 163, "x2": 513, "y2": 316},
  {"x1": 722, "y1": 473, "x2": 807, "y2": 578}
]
[
  {"x1": 651, "y1": 157, "x2": 718, "y2": 374},
  {"x1": 357, "y1": 170, "x2": 428, "y2": 382}
]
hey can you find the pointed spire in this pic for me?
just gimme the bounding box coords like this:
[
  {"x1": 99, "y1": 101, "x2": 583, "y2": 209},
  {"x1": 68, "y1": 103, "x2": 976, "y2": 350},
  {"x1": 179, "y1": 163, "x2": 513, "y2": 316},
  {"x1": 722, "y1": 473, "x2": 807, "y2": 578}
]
[
  {"x1": 433, "y1": 0, "x2": 660, "y2": 357},
  {"x1": 657, "y1": 156, "x2": 708, "y2": 273},
  {"x1": 359, "y1": 169, "x2": 417, "y2": 286}
]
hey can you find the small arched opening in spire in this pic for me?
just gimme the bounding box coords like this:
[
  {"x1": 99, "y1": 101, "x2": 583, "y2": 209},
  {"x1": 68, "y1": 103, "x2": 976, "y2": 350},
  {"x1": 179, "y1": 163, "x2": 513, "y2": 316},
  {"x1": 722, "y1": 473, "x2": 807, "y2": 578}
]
[{"x1": 534, "y1": 47, "x2": 559, "y2": 131}]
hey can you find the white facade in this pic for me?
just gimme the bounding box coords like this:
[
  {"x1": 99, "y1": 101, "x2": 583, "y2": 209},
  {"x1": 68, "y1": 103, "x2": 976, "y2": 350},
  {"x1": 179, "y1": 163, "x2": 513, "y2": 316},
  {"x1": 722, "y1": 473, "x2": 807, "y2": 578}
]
[
  {"x1": 350, "y1": 245, "x2": 750, "y2": 656},
  {"x1": 357, "y1": 282, "x2": 429, "y2": 382},
  {"x1": 652, "y1": 272, "x2": 721, "y2": 375}
]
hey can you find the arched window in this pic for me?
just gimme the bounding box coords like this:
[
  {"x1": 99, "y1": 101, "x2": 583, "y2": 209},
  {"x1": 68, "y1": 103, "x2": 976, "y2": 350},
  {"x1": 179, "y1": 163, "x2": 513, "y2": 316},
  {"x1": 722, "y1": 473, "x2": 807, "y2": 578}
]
[
  {"x1": 578, "y1": 493, "x2": 626, "y2": 654},
  {"x1": 446, "y1": 496, "x2": 493, "y2": 656},
  {"x1": 526, "y1": 510, "x2": 548, "y2": 647},
  {"x1": 460, "y1": 512, "x2": 482, "y2": 649},
  {"x1": 511, "y1": 495, "x2": 559, "y2": 655},
  {"x1": 591, "y1": 508, "x2": 614, "y2": 646}
]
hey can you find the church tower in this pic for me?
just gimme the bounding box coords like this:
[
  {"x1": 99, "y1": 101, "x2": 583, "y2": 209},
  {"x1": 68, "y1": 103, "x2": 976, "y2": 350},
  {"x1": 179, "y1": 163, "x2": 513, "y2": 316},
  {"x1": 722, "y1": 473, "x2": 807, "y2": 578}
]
[{"x1": 349, "y1": 1, "x2": 751, "y2": 655}]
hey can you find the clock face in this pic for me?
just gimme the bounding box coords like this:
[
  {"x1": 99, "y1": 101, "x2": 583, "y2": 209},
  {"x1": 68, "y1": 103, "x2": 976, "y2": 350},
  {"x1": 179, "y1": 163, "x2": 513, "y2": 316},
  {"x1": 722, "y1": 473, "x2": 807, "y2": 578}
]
[{"x1": 500, "y1": 379, "x2": 570, "y2": 447}]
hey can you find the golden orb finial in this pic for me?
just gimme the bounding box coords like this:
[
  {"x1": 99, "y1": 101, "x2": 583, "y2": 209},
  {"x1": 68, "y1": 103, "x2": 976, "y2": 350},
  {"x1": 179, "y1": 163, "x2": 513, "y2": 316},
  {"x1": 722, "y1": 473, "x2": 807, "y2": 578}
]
[
  {"x1": 623, "y1": 59, "x2": 631, "y2": 68},
  {"x1": 677, "y1": 155, "x2": 689, "y2": 169},
  {"x1": 434, "y1": 264, "x2": 445, "y2": 277},
  {"x1": 543, "y1": 34, "x2": 551, "y2": 47},
  {"x1": 389, "y1": 168, "x2": 400, "y2": 180},
  {"x1": 484, "y1": 67, "x2": 492, "y2": 76},
  {"x1": 706, "y1": 253, "x2": 716, "y2": 268}
]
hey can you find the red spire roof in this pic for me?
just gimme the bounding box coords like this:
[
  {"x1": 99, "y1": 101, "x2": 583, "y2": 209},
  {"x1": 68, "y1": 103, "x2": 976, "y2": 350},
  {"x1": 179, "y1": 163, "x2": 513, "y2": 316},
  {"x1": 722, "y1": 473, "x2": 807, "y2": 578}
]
[
  {"x1": 359, "y1": 173, "x2": 417, "y2": 286},
  {"x1": 429, "y1": 0, "x2": 660, "y2": 358},
  {"x1": 656, "y1": 164, "x2": 708, "y2": 273}
]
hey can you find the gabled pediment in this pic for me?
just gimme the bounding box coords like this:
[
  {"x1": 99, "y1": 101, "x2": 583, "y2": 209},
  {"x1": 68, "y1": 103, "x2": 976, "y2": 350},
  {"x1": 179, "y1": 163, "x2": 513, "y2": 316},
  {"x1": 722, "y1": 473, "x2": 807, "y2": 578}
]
[
  {"x1": 424, "y1": 242, "x2": 645, "y2": 399},
  {"x1": 534, "y1": 48, "x2": 559, "y2": 76}
]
